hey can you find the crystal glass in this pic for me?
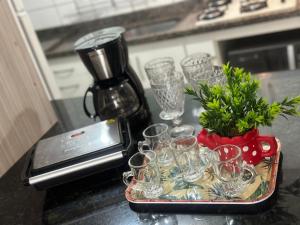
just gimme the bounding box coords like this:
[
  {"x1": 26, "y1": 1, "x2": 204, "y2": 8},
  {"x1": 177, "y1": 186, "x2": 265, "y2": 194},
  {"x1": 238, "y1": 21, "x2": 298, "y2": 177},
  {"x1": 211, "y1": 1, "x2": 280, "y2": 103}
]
[
  {"x1": 123, "y1": 151, "x2": 163, "y2": 198},
  {"x1": 180, "y1": 53, "x2": 213, "y2": 90},
  {"x1": 138, "y1": 123, "x2": 174, "y2": 166},
  {"x1": 211, "y1": 145, "x2": 256, "y2": 198},
  {"x1": 209, "y1": 66, "x2": 227, "y2": 86},
  {"x1": 144, "y1": 57, "x2": 194, "y2": 137},
  {"x1": 144, "y1": 57, "x2": 177, "y2": 120},
  {"x1": 190, "y1": 65, "x2": 227, "y2": 87},
  {"x1": 150, "y1": 71, "x2": 185, "y2": 120},
  {"x1": 144, "y1": 57, "x2": 175, "y2": 85},
  {"x1": 171, "y1": 135, "x2": 207, "y2": 182}
]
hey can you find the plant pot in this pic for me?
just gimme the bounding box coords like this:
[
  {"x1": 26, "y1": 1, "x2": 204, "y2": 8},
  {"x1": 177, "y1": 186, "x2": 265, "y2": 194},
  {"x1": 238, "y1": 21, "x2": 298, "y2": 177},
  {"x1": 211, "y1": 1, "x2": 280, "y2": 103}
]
[{"x1": 197, "y1": 128, "x2": 277, "y2": 165}]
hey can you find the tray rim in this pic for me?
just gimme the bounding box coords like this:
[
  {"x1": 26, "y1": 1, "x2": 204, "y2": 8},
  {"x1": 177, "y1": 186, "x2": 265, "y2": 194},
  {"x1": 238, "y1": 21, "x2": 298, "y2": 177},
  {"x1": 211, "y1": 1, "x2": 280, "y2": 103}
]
[{"x1": 125, "y1": 138, "x2": 281, "y2": 205}]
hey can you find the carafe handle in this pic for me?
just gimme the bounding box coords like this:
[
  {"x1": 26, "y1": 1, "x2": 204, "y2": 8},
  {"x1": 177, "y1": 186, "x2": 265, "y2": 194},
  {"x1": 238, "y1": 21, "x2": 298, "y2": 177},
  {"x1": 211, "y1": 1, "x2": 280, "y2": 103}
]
[{"x1": 83, "y1": 86, "x2": 97, "y2": 119}]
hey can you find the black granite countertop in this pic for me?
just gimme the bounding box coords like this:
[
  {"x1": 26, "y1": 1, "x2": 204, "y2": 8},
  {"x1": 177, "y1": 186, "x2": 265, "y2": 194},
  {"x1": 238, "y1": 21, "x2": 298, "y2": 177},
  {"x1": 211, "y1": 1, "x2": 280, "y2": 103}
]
[
  {"x1": 39, "y1": 0, "x2": 300, "y2": 59},
  {"x1": 1, "y1": 70, "x2": 300, "y2": 225}
]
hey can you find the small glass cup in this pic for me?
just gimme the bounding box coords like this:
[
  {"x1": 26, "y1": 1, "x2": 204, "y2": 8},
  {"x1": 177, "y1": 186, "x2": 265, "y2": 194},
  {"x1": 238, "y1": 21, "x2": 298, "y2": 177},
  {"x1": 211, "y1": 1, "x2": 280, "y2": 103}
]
[
  {"x1": 171, "y1": 135, "x2": 207, "y2": 182},
  {"x1": 123, "y1": 151, "x2": 163, "y2": 198},
  {"x1": 212, "y1": 145, "x2": 256, "y2": 198},
  {"x1": 138, "y1": 123, "x2": 175, "y2": 166}
]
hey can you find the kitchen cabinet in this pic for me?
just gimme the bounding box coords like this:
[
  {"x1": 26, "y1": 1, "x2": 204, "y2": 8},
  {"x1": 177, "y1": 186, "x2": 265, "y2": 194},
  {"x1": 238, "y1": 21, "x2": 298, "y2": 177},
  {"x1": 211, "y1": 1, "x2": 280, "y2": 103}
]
[
  {"x1": 48, "y1": 56, "x2": 93, "y2": 98},
  {"x1": 184, "y1": 36, "x2": 220, "y2": 64},
  {"x1": 129, "y1": 40, "x2": 186, "y2": 88},
  {"x1": 184, "y1": 38, "x2": 216, "y2": 57},
  {"x1": 0, "y1": 0, "x2": 57, "y2": 176}
]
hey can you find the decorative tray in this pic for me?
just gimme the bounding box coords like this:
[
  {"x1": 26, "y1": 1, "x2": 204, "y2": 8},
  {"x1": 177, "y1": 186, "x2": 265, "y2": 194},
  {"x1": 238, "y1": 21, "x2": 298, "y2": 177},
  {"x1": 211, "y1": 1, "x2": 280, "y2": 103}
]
[{"x1": 125, "y1": 139, "x2": 282, "y2": 213}]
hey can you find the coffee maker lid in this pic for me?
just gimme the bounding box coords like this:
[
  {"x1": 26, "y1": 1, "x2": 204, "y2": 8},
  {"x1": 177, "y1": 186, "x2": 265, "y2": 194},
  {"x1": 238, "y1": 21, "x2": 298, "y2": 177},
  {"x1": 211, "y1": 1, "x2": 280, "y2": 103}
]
[
  {"x1": 74, "y1": 32, "x2": 120, "y2": 52},
  {"x1": 74, "y1": 27, "x2": 126, "y2": 51}
]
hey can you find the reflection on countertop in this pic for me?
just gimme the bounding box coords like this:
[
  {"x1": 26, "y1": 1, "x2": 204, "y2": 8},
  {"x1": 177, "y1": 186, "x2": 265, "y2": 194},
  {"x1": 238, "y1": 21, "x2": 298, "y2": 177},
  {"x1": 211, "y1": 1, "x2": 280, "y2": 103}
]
[{"x1": 38, "y1": 0, "x2": 300, "y2": 59}]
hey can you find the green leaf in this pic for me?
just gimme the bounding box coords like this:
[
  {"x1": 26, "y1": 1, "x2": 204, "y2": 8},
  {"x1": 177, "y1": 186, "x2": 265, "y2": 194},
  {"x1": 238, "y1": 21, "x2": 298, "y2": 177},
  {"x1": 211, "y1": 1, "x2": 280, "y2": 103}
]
[{"x1": 207, "y1": 99, "x2": 221, "y2": 110}]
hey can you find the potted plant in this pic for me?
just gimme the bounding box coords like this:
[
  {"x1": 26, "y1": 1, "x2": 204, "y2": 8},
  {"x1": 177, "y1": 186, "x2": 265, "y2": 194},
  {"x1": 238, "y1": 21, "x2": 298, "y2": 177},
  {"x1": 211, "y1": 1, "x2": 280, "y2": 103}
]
[{"x1": 185, "y1": 63, "x2": 300, "y2": 165}]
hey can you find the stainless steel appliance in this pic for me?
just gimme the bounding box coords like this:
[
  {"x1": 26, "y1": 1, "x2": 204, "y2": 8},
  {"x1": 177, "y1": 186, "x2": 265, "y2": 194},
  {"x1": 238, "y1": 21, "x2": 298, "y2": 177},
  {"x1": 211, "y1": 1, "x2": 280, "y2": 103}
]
[
  {"x1": 228, "y1": 44, "x2": 289, "y2": 73},
  {"x1": 196, "y1": 0, "x2": 296, "y2": 23},
  {"x1": 294, "y1": 42, "x2": 300, "y2": 69},
  {"x1": 22, "y1": 119, "x2": 132, "y2": 189},
  {"x1": 22, "y1": 27, "x2": 152, "y2": 190},
  {"x1": 226, "y1": 29, "x2": 300, "y2": 73},
  {"x1": 74, "y1": 27, "x2": 150, "y2": 126}
]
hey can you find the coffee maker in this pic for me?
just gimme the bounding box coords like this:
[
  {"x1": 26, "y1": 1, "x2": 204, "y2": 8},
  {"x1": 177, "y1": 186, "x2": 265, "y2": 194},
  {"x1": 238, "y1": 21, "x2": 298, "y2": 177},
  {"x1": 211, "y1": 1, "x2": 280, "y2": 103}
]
[{"x1": 74, "y1": 27, "x2": 151, "y2": 130}]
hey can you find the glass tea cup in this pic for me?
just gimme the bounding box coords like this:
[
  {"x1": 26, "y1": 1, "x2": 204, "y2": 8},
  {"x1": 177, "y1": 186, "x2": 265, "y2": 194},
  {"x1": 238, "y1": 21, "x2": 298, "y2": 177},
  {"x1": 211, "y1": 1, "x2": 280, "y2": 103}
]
[
  {"x1": 138, "y1": 123, "x2": 175, "y2": 166},
  {"x1": 211, "y1": 145, "x2": 256, "y2": 198},
  {"x1": 123, "y1": 150, "x2": 163, "y2": 198},
  {"x1": 171, "y1": 135, "x2": 207, "y2": 182}
]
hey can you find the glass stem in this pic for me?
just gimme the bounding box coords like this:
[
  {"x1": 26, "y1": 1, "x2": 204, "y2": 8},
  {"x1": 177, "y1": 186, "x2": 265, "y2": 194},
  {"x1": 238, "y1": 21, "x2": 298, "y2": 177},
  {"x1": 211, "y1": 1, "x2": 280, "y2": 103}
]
[{"x1": 172, "y1": 116, "x2": 182, "y2": 127}]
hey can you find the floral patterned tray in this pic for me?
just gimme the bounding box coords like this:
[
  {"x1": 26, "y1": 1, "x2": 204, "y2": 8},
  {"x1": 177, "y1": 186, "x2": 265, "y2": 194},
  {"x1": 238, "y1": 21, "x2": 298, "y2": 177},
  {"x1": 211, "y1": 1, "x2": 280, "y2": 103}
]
[{"x1": 125, "y1": 139, "x2": 281, "y2": 213}]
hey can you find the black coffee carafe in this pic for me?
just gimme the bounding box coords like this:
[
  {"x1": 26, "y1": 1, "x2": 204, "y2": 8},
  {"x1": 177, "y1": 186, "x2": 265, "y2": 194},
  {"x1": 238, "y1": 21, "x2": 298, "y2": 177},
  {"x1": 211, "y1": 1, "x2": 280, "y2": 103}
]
[{"x1": 74, "y1": 27, "x2": 150, "y2": 124}]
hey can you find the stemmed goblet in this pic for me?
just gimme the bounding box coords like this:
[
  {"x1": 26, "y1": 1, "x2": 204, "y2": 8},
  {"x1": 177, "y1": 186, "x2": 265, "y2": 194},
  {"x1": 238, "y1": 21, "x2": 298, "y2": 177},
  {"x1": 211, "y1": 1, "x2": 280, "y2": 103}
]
[
  {"x1": 180, "y1": 53, "x2": 226, "y2": 91},
  {"x1": 144, "y1": 57, "x2": 194, "y2": 137}
]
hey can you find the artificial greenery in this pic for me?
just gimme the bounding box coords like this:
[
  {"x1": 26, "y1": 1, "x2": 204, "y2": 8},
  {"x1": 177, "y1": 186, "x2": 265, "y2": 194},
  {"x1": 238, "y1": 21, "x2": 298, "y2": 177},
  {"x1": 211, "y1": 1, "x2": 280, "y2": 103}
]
[{"x1": 185, "y1": 63, "x2": 300, "y2": 137}]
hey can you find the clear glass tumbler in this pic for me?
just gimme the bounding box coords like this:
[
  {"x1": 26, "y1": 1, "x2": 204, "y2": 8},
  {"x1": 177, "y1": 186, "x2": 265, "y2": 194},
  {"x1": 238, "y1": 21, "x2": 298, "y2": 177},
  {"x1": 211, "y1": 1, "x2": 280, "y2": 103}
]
[
  {"x1": 144, "y1": 57, "x2": 175, "y2": 86},
  {"x1": 123, "y1": 150, "x2": 163, "y2": 198},
  {"x1": 138, "y1": 123, "x2": 174, "y2": 166},
  {"x1": 150, "y1": 71, "x2": 185, "y2": 120},
  {"x1": 180, "y1": 53, "x2": 213, "y2": 90},
  {"x1": 171, "y1": 135, "x2": 207, "y2": 182},
  {"x1": 144, "y1": 57, "x2": 178, "y2": 120},
  {"x1": 212, "y1": 145, "x2": 257, "y2": 198},
  {"x1": 144, "y1": 57, "x2": 194, "y2": 137}
]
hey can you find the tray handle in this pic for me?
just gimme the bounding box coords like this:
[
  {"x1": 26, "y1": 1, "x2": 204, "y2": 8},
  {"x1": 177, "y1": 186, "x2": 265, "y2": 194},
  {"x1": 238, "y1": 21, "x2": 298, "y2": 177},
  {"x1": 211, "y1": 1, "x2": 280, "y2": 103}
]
[{"x1": 120, "y1": 118, "x2": 133, "y2": 159}]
